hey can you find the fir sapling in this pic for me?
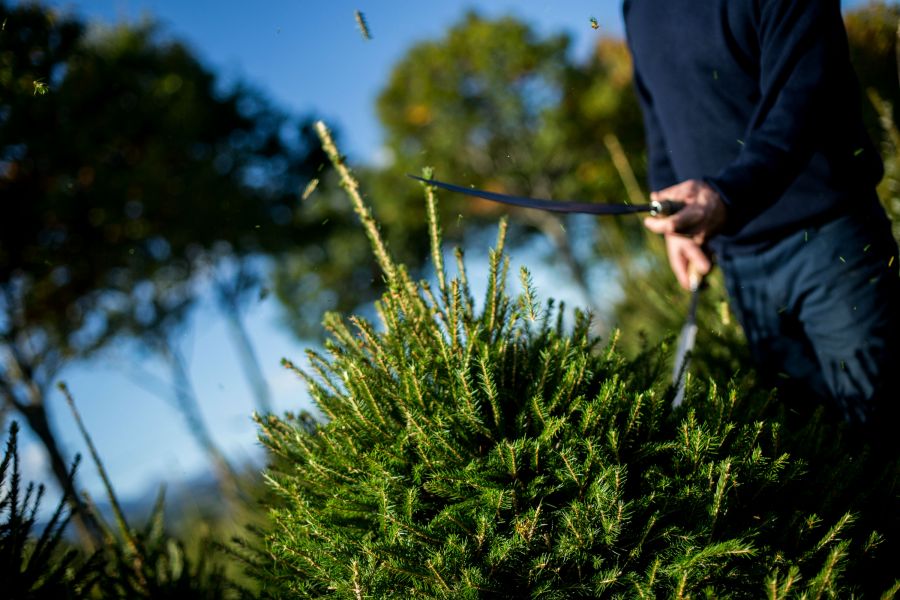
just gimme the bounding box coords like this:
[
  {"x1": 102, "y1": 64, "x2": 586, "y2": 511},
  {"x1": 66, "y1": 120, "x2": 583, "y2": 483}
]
[{"x1": 252, "y1": 121, "x2": 899, "y2": 598}]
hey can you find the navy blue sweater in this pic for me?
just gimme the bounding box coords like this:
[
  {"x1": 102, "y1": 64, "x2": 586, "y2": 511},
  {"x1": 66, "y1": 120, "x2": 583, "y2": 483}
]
[{"x1": 624, "y1": 0, "x2": 883, "y2": 249}]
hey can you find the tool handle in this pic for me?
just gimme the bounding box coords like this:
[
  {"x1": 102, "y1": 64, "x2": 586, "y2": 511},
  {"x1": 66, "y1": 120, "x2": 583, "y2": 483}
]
[
  {"x1": 649, "y1": 199, "x2": 686, "y2": 216},
  {"x1": 687, "y1": 263, "x2": 703, "y2": 292}
]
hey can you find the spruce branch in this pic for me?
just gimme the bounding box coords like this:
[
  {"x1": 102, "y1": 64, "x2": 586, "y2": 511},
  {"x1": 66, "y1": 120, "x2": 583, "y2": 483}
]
[
  {"x1": 314, "y1": 121, "x2": 397, "y2": 283},
  {"x1": 419, "y1": 167, "x2": 449, "y2": 301}
]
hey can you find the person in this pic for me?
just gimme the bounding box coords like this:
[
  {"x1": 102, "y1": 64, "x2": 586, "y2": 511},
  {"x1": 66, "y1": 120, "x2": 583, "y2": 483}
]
[{"x1": 623, "y1": 0, "x2": 900, "y2": 425}]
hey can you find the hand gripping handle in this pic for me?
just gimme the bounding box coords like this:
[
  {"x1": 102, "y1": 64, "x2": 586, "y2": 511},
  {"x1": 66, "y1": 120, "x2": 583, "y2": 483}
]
[{"x1": 649, "y1": 199, "x2": 686, "y2": 217}]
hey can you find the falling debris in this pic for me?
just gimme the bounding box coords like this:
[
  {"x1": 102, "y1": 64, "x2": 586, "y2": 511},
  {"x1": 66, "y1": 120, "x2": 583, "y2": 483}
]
[
  {"x1": 589, "y1": 17, "x2": 600, "y2": 30},
  {"x1": 301, "y1": 177, "x2": 320, "y2": 201},
  {"x1": 355, "y1": 10, "x2": 371, "y2": 40},
  {"x1": 32, "y1": 79, "x2": 48, "y2": 95},
  {"x1": 2, "y1": 17, "x2": 7, "y2": 32}
]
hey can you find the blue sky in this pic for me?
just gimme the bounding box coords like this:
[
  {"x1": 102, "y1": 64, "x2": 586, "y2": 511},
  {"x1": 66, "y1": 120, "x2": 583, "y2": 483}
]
[
  {"x1": 46, "y1": 0, "x2": 629, "y2": 163},
  {"x1": 10, "y1": 0, "x2": 888, "y2": 510}
]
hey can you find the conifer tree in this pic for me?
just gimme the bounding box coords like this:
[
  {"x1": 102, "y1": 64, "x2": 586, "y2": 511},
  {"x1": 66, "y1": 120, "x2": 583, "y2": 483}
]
[{"x1": 251, "y1": 123, "x2": 899, "y2": 598}]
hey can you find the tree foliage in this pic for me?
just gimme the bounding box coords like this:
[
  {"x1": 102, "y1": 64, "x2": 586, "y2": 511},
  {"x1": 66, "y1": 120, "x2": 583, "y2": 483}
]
[
  {"x1": 373, "y1": 12, "x2": 643, "y2": 220},
  {"x1": 251, "y1": 127, "x2": 899, "y2": 598},
  {"x1": 257, "y1": 9, "x2": 900, "y2": 594},
  {"x1": 844, "y1": 0, "x2": 900, "y2": 137},
  {"x1": 273, "y1": 13, "x2": 583, "y2": 338},
  {"x1": 267, "y1": 13, "x2": 650, "y2": 338},
  {"x1": 0, "y1": 0, "x2": 334, "y2": 541},
  {"x1": 0, "y1": 2, "x2": 326, "y2": 363}
]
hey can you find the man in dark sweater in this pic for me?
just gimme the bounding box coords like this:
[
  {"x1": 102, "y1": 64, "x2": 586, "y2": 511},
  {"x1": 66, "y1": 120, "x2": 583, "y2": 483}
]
[{"x1": 624, "y1": 0, "x2": 900, "y2": 424}]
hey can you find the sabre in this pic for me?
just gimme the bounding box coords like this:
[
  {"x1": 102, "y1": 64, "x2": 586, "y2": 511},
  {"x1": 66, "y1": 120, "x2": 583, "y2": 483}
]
[{"x1": 408, "y1": 175, "x2": 685, "y2": 217}]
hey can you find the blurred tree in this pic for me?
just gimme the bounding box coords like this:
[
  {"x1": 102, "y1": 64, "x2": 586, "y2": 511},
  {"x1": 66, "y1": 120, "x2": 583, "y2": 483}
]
[
  {"x1": 271, "y1": 13, "x2": 648, "y2": 338},
  {"x1": 0, "y1": 1, "x2": 331, "y2": 541},
  {"x1": 372, "y1": 13, "x2": 645, "y2": 308},
  {"x1": 274, "y1": 13, "x2": 573, "y2": 334},
  {"x1": 375, "y1": 11, "x2": 571, "y2": 210},
  {"x1": 844, "y1": 0, "x2": 900, "y2": 138},
  {"x1": 844, "y1": 0, "x2": 900, "y2": 242}
]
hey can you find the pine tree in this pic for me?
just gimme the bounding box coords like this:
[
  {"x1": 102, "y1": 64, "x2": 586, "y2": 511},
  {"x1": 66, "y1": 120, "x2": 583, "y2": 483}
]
[{"x1": 252, "y1": 122, "x2": 899, "y2": 598}]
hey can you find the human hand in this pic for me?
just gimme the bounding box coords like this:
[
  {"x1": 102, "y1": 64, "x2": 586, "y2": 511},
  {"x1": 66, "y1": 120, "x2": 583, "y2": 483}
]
[
  {"x1": 643, "y1": 179, "x2": 727, "y2": 245},
  {"x1": 664, "y1": 234, "x2": 711, "y2": 291}
]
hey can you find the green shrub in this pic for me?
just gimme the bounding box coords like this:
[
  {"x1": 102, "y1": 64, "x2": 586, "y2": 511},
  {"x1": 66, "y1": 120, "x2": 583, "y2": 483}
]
[
  {"x1": 251, "y1": 124, "x2": 899, "y2": 598},
  {"x1": 1, "y1": 416, "x2": 243, "y2": 599},
  {"x1": 1, "y1": 422, "x2": 94, "y2": 598}
]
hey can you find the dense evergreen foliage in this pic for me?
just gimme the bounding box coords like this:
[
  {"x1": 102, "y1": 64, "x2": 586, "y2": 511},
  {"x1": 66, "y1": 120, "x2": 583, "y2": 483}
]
[{"x1": 248, "y1": 126, "x2": 899, "y2": 598}]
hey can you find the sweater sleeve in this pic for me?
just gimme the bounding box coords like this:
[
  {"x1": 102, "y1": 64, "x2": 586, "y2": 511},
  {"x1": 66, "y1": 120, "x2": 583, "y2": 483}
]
[
  {"x1": 633, "y1": 68, "x2": 680, "y2": 193},
  {"x1": 706, "y1": 0, "x2": 848, "y2": 229}
]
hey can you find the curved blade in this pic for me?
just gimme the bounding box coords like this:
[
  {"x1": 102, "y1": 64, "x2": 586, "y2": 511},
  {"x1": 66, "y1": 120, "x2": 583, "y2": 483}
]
[{"x1": 409, "y1": 175, "x2": 652, "y2": 215}]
